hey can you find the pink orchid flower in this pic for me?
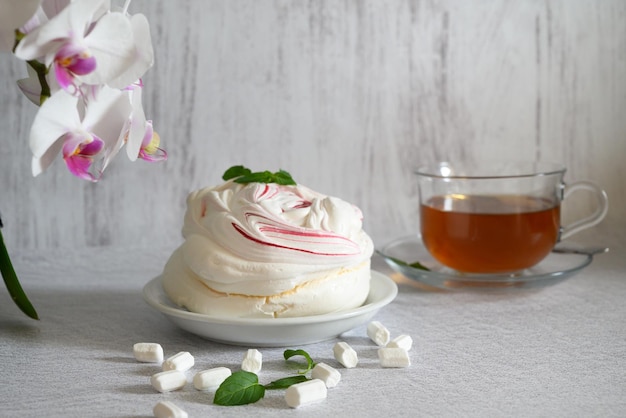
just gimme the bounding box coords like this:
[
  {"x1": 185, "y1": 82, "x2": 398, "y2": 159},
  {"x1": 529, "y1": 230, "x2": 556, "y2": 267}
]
[{"x1": 30, "y1": 87, "x2": 132, "y2": 181}]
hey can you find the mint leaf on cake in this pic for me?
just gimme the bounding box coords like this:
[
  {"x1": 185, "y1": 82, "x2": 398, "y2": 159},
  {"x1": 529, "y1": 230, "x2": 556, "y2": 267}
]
[{"x1": 222, "y1": 165, "x2": 296, "y2": 185}]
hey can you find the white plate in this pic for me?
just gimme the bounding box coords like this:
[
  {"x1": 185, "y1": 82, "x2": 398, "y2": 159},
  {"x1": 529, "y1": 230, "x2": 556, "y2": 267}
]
[{"x1": 142, "y1": 271, "x2": 397, "y2": 347}]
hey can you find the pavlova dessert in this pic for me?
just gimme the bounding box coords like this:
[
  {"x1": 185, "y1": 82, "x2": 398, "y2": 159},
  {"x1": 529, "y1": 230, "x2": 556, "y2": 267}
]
[{"x1": 161, "y1": 166, "x2": 374, "y2": 318}]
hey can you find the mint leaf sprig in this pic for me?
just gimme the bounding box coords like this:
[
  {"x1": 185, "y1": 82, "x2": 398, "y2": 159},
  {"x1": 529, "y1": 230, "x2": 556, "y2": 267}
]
[
  {"x1": 284, "y1": 349, "x2": 316, "y2": 374},
  {"x1": 213, "y1": 371, "x2": 267, "y2": 406},
  {"x1": 222, "y1": 165, "x2": 296, "y2": 186},
  {"x1": 264, "y1": 375, "x2": 309, "y2": 390},
  {"x1": 214, "y1": 348, "x2": 314, "y2": 406},
  {"x1": 391, "y1": 256, "x2": 430, "y2": 271},
  {"x1": 378, "y1": 252, "x2": 429, "y2": 271}
]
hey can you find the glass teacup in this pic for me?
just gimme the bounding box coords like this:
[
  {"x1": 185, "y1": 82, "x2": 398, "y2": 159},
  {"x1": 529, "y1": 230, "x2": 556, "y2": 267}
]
[{"x1": 415, "y1": 162, "x2": 608, "y2": 274}]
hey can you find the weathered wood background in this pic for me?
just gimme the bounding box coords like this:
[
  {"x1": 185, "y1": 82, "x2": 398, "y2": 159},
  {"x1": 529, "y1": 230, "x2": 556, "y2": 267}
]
[{"x1": 1, "y1": 0, "x2": 624, "y2": 253}]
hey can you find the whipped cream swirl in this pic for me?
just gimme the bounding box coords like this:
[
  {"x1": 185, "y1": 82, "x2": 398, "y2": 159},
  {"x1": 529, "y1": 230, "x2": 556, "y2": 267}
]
[{"x1": 176, "y1": 180, "x2": 374, "y2": 296}]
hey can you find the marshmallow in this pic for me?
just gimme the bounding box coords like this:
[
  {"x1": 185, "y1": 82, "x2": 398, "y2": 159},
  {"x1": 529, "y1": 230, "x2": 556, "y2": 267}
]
[
  {"x1": 241, "y1": 349, "x2": 262, "y2": 373},
  {"x1": 133, "y1": 343, "x2": 163, "y2": 363},
  {"x1": 285, "y1": 379, "x2": 327, "y2": 408},
  {"x1": 153, "y1": 400, "x2": 188, "y2": 418},
  {"x1": 386, "y1": 334, "x2": 413, "y2": 351},
  {"x1": 367, "y1": 321, "x2": 390, "y2": 346},
  {"x1": 333, "y1": 342, "x2": 358, "y2": 368},
  {"x1": 378, "y1": 347, "x2": 411, "y2": 368},
  {"x1": 162, "y1": 351, "x2": 194, "y2": 372},
  {"x1": 193, "y1": 367, "x2": 232, "y2": 391},
  {"x1": 311, "y1": 362, "x2": 341, "y2": 388},
  {"x1": 151, "y1": 370, "x2": 187, "y2": 393}
]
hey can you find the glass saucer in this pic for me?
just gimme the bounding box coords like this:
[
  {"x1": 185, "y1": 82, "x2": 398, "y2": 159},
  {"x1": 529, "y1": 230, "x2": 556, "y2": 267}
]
[{"x1": 378, "y1": 236, "x2": 593, "y2": 292}]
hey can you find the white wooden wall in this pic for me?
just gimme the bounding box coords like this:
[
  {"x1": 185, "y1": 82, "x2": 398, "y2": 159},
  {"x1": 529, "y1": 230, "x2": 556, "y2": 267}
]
[{"x1": 1, "y1": 0, "x2": 624, "y2": 252}]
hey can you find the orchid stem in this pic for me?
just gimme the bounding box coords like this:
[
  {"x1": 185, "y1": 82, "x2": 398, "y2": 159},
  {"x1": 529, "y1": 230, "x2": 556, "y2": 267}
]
[
  {"x1": 0, "y1": 220, "x2": 39, "y2": 320},
  {"x1": 122, "y1": 0, "x2": 132, "y2": 14},
  {"x1": 26, "y1": 59, "x2": 50, "y2": 105}
]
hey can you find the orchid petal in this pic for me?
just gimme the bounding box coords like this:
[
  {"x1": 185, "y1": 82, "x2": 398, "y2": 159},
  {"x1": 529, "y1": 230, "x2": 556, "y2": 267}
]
[
  {"x1": 139, "y1": 146, "x2": 167, "y2": 163},
  {"x1": 29, "y1": 90, "x2": 80, "y2": 159},
  {"x1": 55, "y1": 41, "x2": 96, "y2": 75},
  {"x1": 61, "y1": 131, "x2": 96, "y2": 157},
  {"x1": 80, "y1": 136, "x2": 105, "y2": 155},
  {"x1": 125, "y1": 85, "x2": 146, "y2": 161},
  {"x1": 21, "y1": 8, "x2": 48, "y2": 34},
  {"x1": 80, "y1": 86, "x2": 132, "y2": 172},
  {"x1": 53, "y1": 60, "x2": 74, "y2": 91},
  {"x1": 0, "y1": 0, "x2": 42, "y2": 52},
  {"x1": 77, "y1": 12, "x2": 136, "y2": 86},
  {"x1": 106, "y1": 13, "x2": 154, "y2": 89},
  {"x1": 138, "y1": 129, "x2": 167, "y2": 162},
  {"x1": 14, "y1": 0, "x2": 108, "y2": 61},
  {"x1": 41, "y1": 0, "x2": 72, "y2": 20},
  {"x1": 61, "y1": 131, "x2": 104, "y2": 181},
  {"x1": 16, "y1": 65, "x2": 42, "y2": 105},
  {"x1": 31, "y1": 138, "x2": 63, "y2": 176},
  {"x1": 100, "y1": 123, "x2": 127, "y2": 171},
  {"x1": 82, "y1": 86, "x2": 132, "y2": 144},
  {"x1": 64, "y1": 153, "x2": 99, "y2": 182}
]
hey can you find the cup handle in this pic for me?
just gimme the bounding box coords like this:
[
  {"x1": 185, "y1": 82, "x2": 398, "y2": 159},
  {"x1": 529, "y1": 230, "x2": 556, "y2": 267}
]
[{"x1": 560, "y1": 181, "x2": 609, "y2": 240}]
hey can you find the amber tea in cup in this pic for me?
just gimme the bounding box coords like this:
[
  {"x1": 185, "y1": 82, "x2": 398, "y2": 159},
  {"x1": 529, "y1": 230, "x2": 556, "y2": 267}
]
[{"x1": 416, "y1": 162, "x2": 608, "y2": 274}]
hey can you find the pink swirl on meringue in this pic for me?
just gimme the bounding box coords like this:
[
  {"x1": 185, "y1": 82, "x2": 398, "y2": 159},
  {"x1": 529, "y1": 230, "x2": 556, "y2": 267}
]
[{"x1": 233, "y1": 222, "x2": 358, "y2": 257}]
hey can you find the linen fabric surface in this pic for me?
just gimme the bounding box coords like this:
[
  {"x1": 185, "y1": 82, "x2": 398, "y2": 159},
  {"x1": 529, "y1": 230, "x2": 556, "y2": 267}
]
[{"x1": 1, "y1": 232, "x2": 625, "y2": 417}]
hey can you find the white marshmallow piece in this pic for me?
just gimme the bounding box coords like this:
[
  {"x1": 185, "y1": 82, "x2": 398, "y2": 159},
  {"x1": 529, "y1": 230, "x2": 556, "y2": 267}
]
[
  {"x1": 193, "y1": 367, "x2": 232, "y2": 391},
  {"x1": 153, "y1": 400, "x2": 188, "y2": 418},
  {"x1": 378, "y1": 347, "x2": 411, "y2": 368},
  {"x1": 285, "y1": 379, "x2": 328, "y2": 408},
  {"x1": 386, "y1": 334, "x2": 413, "y2": 351},
  {"x1": 133, "y1": 342, "x2": 164, "y2": 363},
  {"x1": 163, "y1": 351, "x2": 194, "y2": 372},
  {"x1": 241, "y1": 349, "x2": 262, "y2": 373},
  {"x1": 367, "y1": 321, "x2": 391, "y2": 346},
  {"x1": 150, "y1": 370, "x2": 187, "y2": 393},
  {"x1": 333, "y1": 342, "x2": 358, "y2": 368},
  {"x1": 311, "y1": 362, "x2": 341, "y2": 388}
]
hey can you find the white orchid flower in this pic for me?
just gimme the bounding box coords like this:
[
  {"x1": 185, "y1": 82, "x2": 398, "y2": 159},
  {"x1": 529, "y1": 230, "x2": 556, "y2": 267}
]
[
  {"x1": 30, "y1": 86, "x2": 132, "y2": 181},
  {"x1": 100, "y1": 80, "x2": 165, "y2": 171},
  {"x1": 14, "y1": 0, "x2": 137, "y2": 93},
  {"x1": 0, "y1": 0, "x2": 42, "y2": 52}
]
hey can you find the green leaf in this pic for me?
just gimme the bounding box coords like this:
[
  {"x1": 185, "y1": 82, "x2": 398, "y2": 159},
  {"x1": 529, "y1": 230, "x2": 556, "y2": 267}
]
[
  {"x1": 235, "y1": 170, "x2": 274, "y2": 184},
  {"x1": 409, "y1": 261, "x2": 430, "y2": 270},
  {"x1": 222, "y1": 165, "x2": 297, "y2": 185},
  {"x1": 388, "y1": 255, "x2": 430, "y2": 271},
  {"x1": 222, "y1": 165, "x2": 252, "y2": 181},
  {"x1": 264, "y1": 375, "x2": 309, "y2": 390},
  {"x1": 273, "y1": 169, "x2": 297, "y2": 186},
  {"x1": 0, "y1": 227, "x2": 39, "y2": 320},
  {"x1": 283, "y1": 349, "x2": 316, "y2": 374},
  {"x1": 213, "y1": 371, "x2": 266, "y2": 406}
]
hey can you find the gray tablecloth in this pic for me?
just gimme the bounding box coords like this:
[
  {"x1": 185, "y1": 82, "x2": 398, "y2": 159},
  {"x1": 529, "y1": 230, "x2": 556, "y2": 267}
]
[{"x1": 1, "y1": 234, "x2": 625, "y2": 417}]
